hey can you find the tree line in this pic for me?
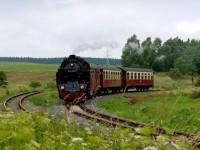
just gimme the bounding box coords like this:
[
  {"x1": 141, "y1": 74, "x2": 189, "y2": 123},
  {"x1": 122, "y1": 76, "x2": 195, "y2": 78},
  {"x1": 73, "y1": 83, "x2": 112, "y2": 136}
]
[
  {"x1": 121, "y1": 34, "x2": 200, "y2": 75},
  {"x1": 0, "y1": 57, "x2": 121, "y2": 66}
]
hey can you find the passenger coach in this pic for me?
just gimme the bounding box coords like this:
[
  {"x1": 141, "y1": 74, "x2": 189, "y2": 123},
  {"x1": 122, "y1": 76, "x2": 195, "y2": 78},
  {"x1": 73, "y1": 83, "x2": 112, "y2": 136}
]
[{"x1": 120, "y1": 67, "x2": 153, "y2": 91}]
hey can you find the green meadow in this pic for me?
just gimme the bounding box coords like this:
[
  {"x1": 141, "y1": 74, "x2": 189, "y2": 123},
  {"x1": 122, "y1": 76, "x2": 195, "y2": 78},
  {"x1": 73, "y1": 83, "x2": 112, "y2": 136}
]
[
  {"x1": 0, "y1": 61, "x2": 199, "y2": 149},
  {"x1": 0, "y1": 62, "x2": 59, "y2": 104}
]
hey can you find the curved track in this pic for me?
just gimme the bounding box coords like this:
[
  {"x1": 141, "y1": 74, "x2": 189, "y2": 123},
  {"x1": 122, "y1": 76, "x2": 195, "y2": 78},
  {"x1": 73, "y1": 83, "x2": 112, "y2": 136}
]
[
  {"x1": 3, "y1": 91, "x2": 41, "y2": 112},
  {"x1": 68, "y1": 103, "x2": 200, "y2": 148}
]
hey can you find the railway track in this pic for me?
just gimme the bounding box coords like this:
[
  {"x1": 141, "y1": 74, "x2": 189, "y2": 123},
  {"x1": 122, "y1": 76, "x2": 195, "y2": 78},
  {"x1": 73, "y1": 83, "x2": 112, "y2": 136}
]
[
  {"x1": 68, "y1": 104, "x2": 200, "y2": 148},
  {"x1": 3, "y1": 91, "x2": 41, "y2": 112}
]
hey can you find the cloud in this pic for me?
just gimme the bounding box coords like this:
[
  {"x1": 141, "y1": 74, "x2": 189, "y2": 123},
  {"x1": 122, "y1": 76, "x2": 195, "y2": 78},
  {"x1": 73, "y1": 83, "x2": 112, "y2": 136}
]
[
  {"x1": 177, "y1": 20, "x2": 200, "y2": 34},
  {"x1": 0, "y1": 0, "x2": 200, "y2": 58}
]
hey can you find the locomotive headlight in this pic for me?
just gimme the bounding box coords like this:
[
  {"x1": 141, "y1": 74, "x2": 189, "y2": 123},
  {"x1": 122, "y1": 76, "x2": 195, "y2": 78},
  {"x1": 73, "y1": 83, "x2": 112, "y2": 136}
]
[
  {"x1": 60, "y1": 85, "x2": 65, "y2": 90},
  {"x1": 80, "y1": 85, "x2": 84, "y2": 89}
]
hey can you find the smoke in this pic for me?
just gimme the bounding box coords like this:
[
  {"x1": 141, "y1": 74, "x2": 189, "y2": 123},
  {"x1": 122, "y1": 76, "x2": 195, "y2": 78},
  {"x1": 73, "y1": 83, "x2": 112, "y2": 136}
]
[
  {"x1": 156, "y1": 55, "x2": 166, "y2": 61},
  {"x1": 128, "y1": 41, "x2": 139, "y2": 50},
  {"x1": 124, "y1": 41, "x2": 143, "y2": 54},
  {"x1": 73, "y1": 41, "x2": 118, "y2": 54}
]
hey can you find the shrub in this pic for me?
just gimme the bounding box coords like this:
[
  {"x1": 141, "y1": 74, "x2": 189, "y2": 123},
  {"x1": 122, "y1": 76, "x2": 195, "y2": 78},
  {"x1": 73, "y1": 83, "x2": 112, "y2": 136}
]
[
  {"x1": 0, "y1": 71, "x2": 8, "y2": 87},
  {"x1": 195, "y1": 76, "x2": 200, "y2": 87},
  {"x1": 18, "y1": 86, "x2": 29, "y2": 92},
  {"x1": 29, "y1": 81, "x2": 41, "y2": 88},
  {"x1": 45, "y1": 81, "x2": 56, "y2": 89},
  {"x1": 169, "y1": 68, "x2": 182, "y2": 79}
]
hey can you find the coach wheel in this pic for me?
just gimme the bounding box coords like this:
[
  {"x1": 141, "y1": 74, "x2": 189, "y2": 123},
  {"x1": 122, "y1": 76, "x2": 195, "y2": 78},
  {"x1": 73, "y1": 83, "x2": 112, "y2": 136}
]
[{"x1": 136, "y1": 88, "x2": 139, "y2": 92}]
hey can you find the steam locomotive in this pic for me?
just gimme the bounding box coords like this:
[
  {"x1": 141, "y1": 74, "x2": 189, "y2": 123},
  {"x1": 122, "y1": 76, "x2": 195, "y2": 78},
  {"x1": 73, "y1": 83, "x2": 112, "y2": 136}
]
[{"x1": 56, "y1": 55, "x2": 154, "y2": 104}]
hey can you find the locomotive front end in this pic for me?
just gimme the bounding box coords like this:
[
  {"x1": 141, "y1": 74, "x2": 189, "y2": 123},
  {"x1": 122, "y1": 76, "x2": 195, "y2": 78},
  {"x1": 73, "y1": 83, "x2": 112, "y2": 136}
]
[{"x1": 56, "y1": 55, "x2": 90, "y2": 104}]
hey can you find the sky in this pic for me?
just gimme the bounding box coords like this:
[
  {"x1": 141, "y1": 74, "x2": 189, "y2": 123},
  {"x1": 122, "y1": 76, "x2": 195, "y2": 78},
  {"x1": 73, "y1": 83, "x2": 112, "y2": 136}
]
[{"x1": 0, "y1": 0, "x2": 200, "y2": 58}]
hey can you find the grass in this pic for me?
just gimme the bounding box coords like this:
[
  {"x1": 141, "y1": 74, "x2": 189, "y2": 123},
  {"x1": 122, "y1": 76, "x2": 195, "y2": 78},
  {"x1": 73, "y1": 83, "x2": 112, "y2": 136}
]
[
  {"x1": 0, "y1": 62, "x2": 58, "y2": 103},
  {"x1": 154, "y1": 72, "x2": 196, "y2": 90},
  {"x1": 27, "y1": 90, "x2": 58, "y2": 106},
  {"x1": 0, "y1": 111, "x2": 196, "y2": 150},
  {"x1": 100, "y1": 92, "x2": 200, "y2": 133},
  {"x1": 0, "y1": 61, "x2": 58, "y2": 72},
  {"x1": 0, "y1": 62, "x2": 199, "y2": 148}
]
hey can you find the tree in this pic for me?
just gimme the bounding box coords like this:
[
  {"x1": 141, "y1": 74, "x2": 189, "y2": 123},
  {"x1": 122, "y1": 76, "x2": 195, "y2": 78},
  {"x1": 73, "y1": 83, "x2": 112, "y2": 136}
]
[
  {"x1": 121, "y1": 34, "x2": 142, "y2": 67},
  {"x1": 0, "y1": 71, "x2": 8, "y2": 87},
  {"x1": 175, "y1": 57, "x2": 197, "y2": 75},
  {"x1": 159, "y1": 37, "x2": 186, "y2": 71},
  {"x1": 152, "y1": 38, "x2": 162, "y2": 53},
  {"x1": 152, "y1": 55, "x2": 166, "y2": 72},
  {"x1": 141, "y1": 37, "x2": 159, "y2": 67}
]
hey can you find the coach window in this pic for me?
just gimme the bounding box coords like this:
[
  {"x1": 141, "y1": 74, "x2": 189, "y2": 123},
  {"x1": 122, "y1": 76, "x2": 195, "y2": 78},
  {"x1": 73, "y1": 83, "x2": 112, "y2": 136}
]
[
  {"x1": 144, "y1": 73, "x2": 147, "y2": 79},
  {"x1": 151, "y1": 73, "x2": 153, "y2": 79},
  {"x1": 127, "y1": 73, "x2": 129, "y2": 79},
  {"x1": 106, "y1": 71, "x2": 108, "y2": 80},
  {"x1": 134, "y1": 73, "x2": 137, "y2": 79},
  {"x1": 130, "y1": 73, "x2": 133, "y2": 79}
]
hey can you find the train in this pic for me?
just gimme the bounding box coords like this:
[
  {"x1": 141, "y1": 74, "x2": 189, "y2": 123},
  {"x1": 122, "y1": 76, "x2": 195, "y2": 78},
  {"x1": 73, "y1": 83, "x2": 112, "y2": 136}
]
[{"x1": 56, "y1": 55, "x2": 154, "y2": 104}]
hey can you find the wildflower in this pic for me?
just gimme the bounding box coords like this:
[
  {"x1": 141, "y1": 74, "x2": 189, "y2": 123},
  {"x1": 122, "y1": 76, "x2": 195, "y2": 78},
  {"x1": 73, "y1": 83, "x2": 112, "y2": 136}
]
[
  {"x1": 84, "y1": 127, "x2": 92, "y2": 134},
  {"x1": 143, "y1": 146, "x2": 157, "y2": 150},
  {"x1": 72, "y1": 137, "x2": 83, "y2": 142}
]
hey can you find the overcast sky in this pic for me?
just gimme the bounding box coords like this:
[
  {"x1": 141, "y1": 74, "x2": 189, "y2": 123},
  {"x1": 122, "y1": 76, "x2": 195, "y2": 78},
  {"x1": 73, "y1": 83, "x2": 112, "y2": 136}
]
[{"x1": 0, "y1": 0, "x2": 200, "y2": 58}]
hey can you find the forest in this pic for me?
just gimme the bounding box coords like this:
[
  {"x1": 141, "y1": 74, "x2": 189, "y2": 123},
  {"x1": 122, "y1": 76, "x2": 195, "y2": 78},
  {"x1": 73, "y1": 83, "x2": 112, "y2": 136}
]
[
  {"x1": 0, "y1": 57, "x2": 121, "y2": 66},
  {"x1": 121, "y1": 35, "x2": 200, "y2": 75}
]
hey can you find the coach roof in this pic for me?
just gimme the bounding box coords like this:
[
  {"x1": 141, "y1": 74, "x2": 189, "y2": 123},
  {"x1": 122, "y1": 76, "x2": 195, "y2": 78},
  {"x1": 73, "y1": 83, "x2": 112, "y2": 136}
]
[
  {"x1": 90, "y1": 64, "x2": 121, "y2": 71},
  {"x1": 119, "y1": 67, "x2": 153, "y2": 72}
]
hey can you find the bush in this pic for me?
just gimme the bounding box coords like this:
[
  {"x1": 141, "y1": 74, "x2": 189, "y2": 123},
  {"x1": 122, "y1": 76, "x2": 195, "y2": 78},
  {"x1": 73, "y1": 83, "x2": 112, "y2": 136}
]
[
  {"x1": 29, "y1": 81, "x2": 41, "y2": 88},
  {"x1": 195, "y1": 76, "x2": 200, "y2": 87},
  {"x1": 169, "y1": 68, "x2": 182, "y2": 79},
  {"x1": 0, "y1": 71, "x2": 8, "y2": 87},
  {"x1": 45, "y1": 81, "x2": 56, "y2": 89}
]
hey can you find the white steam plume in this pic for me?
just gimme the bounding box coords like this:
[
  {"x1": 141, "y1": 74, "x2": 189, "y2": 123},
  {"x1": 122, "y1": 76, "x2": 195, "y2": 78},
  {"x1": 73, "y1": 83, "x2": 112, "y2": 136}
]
[{"x1": 73, "y1": 41, "x2": 118, "y2": 54}]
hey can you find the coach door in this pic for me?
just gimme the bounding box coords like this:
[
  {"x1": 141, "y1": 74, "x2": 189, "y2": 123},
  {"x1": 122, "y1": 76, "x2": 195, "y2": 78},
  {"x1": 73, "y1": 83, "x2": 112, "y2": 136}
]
[
  {"x1": 121, "y1": 70, "x2": 126, "y2": 88},
  {"x1": 95, "y1": 68, "x2": 101, "y2": 90}
]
